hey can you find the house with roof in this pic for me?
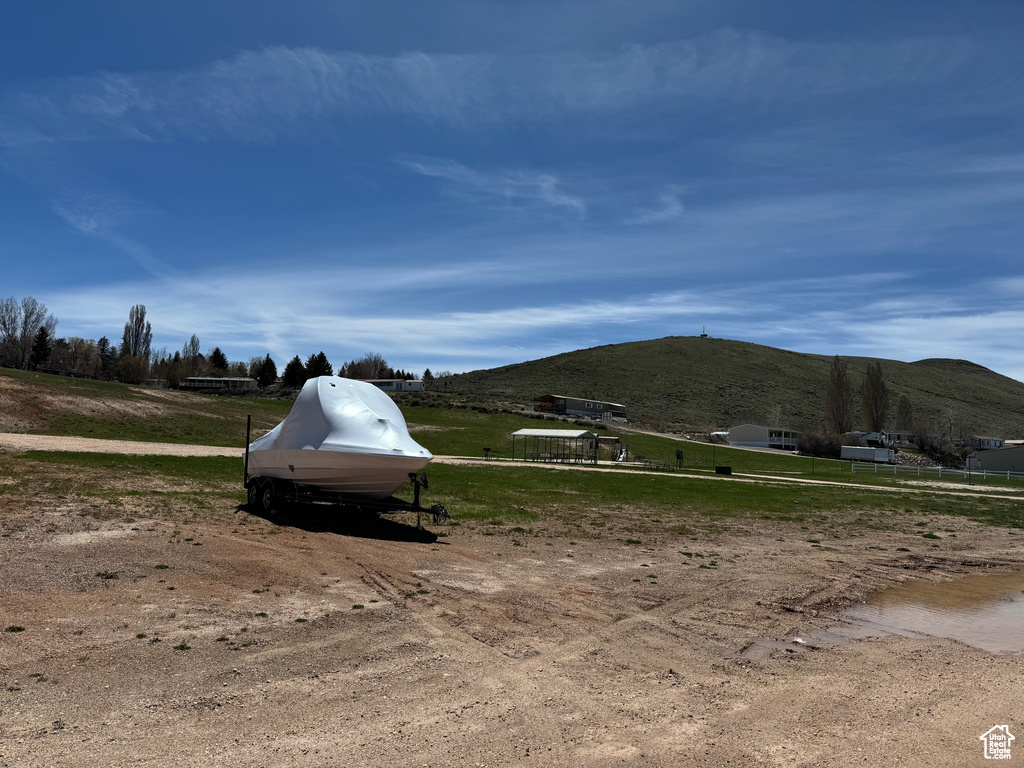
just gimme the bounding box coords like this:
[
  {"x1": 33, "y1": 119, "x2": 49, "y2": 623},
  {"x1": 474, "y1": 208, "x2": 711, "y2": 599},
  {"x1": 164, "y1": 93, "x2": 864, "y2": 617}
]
[
  {"x1": 728, "y1": 424, "x2": 801, "y2": 450},
  {"x1": 969, "y1": 435, "x2": 1005, "y2": 451},
  {"x1": 362, "y1": 379, "x2": 425, "y2": 393},
  {"x1": 533, "y1": 394, "x2": 627, "y2": 422}
]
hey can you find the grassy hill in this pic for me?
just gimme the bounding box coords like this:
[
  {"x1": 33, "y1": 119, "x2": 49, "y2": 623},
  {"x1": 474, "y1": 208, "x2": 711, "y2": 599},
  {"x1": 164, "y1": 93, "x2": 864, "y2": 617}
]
[
  {"x1": 436, "y1": 336, "x2": 1024, "y2": 437},
  {"x1": 0, "y1": 367, "x2": 291, "y2": 446}
]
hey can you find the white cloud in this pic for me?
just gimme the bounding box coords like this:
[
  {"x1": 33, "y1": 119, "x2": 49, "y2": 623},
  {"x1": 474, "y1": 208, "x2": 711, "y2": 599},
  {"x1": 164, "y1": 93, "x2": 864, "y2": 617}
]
[
  {"x1": 399, "y1": 157, "x2": 585, "y2": 214},
  {"x1": 627, "y1": 186, "x2": 686, "y2": 224},
  {"x1": 0, "y1": 32, "x2": 1002, "y2": 148}
]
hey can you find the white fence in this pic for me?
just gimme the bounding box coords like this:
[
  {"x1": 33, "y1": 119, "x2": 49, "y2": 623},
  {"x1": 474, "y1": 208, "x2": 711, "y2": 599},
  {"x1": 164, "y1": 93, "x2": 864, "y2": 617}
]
[{"x1": 850, "y1": 461, "x2": 1024, "y2": 481}]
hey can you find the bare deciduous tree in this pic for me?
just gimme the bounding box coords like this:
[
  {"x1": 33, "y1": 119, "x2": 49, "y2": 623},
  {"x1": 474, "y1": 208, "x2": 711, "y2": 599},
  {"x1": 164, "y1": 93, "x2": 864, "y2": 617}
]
[
  {"x1": 825, "y1": 355, "x2": 853, "y2": 434},
  {"x1": 861, "y1": 362, "x2": 889, "y2": 432},
  {"x1": 182, "y1": 334, "x2": 204, "y2": 377},
  {"x1": 0, "y1": 296, "x2": 58, "y2": 369},
  {"x1": 340, "y1": 352, "x2": 390, "y2": 379},
  {"x1": 896, "y1": 395, "x2": 913, "y2": 431},
  {"x1": 119, "y1": 304, "x2": 153, "y2": 384},
  {"x1": 121, "y1": 304, "x2": 152, "y2": 359}
]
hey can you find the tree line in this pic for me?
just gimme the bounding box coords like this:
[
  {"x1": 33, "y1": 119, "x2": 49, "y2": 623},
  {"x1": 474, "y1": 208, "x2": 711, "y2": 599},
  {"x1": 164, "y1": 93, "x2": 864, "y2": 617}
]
[
  {"x1": 1, "y1": 296, "x2": 423, "y2": 391},
  {"x1": 799, "y1": 355, "x2": 966, "y2": 463}
]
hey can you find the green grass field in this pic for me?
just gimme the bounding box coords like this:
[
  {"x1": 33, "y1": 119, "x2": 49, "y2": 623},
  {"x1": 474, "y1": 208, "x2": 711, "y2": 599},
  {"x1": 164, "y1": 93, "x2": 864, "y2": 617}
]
[{"x1": 4, "y1": 447, "x2": 1021, "y2": 535}]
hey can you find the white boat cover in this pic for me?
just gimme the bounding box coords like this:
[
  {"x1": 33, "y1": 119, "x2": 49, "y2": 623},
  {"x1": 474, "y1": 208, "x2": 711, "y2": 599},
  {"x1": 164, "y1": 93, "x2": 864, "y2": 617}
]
[
  {"x1": 247, "y1": 377, "x2": 432, "y2": 497},
  {"x1": 253, "y1": 376, "x2": 430, "y2": 457}
]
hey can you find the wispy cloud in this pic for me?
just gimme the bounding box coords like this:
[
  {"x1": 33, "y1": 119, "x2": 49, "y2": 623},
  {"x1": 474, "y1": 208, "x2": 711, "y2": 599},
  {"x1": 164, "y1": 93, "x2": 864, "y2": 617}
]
[
  {"x1": 627, "y1": 185, "x2": 686, "y2": 224},
  {"x1": 48, "y1": 187, "x2": 169, "y2": 277},
  {"x1": 399, "y1": 157, "x2": 585, "y2": 214},
  {"x1": 40, "y1": 260, "x2": 1024, "y2": 382},
  {"x1": 0, "y1": 32, "x2": 1007, "y2": 148}
]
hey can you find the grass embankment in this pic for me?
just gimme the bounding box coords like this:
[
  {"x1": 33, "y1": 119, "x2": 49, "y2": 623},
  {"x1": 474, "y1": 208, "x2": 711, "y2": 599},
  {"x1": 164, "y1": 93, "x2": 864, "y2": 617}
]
[{"x1": 1, "y1": 368, "x2": 290, "y2": 445}]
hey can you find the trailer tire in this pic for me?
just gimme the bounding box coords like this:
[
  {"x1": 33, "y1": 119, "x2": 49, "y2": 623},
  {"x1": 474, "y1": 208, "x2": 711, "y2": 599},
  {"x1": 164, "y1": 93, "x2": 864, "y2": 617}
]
[
  {"x1": 247, "y1": 481, "x2": 261, "y2": 508},
  {"x1": 260, "y1": 480, "x2": 275, "y2": 513}
]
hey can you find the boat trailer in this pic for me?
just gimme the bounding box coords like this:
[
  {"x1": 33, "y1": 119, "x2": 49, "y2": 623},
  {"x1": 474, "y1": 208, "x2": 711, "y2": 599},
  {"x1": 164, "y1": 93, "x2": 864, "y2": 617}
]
[{"x1": 243, "y1": 416, "x2": 450, "y2": 526}]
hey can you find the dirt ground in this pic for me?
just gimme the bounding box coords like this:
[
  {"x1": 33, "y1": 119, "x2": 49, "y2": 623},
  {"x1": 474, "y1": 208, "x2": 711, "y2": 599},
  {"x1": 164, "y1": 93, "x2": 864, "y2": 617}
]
[{"x1": 1, "y1": 441, "x2": 1023, "y2": 767}]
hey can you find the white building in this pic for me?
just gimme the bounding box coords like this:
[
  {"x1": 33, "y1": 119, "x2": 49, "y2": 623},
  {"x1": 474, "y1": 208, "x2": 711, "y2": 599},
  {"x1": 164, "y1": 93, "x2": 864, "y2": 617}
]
[
  {"x1": 728, "y1": 424, "x2": 800, "y2": 450},
  {"x1": 362, "y1": 379, "x2": 425, "y2": 393}
]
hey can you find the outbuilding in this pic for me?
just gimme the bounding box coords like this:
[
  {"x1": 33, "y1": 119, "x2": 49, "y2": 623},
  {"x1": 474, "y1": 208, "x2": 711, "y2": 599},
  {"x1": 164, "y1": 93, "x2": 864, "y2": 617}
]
[
  {"x1": 966, "y1": 444, "x2": 1024, "y2": 473},
  {"x1": 728, "y1": 423, "x2": 801, "y2": 450},
  {"x1": 533, "y1": 394, "x2": 627, "y2": 422},
  {"x1": 179, "y1": 377, "x2": 257, "y2": 392},
  {"x1": 362, "y1": 379, "x2": 425, "y2": 393},
  {"x1": 511, "y1": 428, "x2": 599, "y2": 465}
]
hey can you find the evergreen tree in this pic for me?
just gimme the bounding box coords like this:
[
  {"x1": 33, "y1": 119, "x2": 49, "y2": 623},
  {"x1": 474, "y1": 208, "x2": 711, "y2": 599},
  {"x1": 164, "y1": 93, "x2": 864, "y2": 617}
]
[
  {"x1": 209, "y1": 346, "x2": 229, "y2": 374},
  {"x1": 282, "y1": 355, "x2": 307, "y2": 388},
  {"x1": 305, "y1": 351, "x2": 333, "y2": 378},
  {"x1": 167, "y1": 351, "x2": 183, "y2": 389},
  {"x1": 29, "y1": 326, "x2": 51, "y2": 370},
  {"x1": 258, "y1": 354, "x2": 278, "y2": 387}
]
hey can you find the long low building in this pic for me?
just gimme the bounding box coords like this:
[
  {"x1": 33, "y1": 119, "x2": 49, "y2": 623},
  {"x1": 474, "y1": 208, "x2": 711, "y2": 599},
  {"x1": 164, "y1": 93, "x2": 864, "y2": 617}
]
[
  {"x1": 179, "y1": 377, "x2": 257, "y2": 392},
  {"x1": 533, "y1": 394, "x2": 627, "y2": 422},
  {"x1": 362, "y1": 379, "x2": 425, "y2": 393},
  {"x1": 967, "y1": 444, "x2": 1024, "y2": 473},
  {"x1": 728, "y1": 423, "x2": 801, "y2": 450}
]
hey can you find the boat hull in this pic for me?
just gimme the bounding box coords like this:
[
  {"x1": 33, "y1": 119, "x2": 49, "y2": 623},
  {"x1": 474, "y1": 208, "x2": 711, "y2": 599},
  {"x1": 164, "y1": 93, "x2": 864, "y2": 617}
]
[{"x1": 246, "y1": 447, "x2": 430, "y2": 499}]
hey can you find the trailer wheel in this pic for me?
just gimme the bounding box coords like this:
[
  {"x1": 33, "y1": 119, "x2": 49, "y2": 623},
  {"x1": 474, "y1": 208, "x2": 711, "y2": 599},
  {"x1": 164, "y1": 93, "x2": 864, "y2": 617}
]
[
  {"x1": 260, "y1": 480, "x2": 275, "y2": 513},
  {"x1": 247, "y1": 481, "x2": 261, "y2": 508}
]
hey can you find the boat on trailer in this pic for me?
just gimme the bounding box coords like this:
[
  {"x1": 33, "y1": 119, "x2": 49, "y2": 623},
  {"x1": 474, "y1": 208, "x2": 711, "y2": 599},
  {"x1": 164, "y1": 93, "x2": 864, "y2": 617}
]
[{"x1": 244, "y1": 376, "x2": 434, "y2": 509}]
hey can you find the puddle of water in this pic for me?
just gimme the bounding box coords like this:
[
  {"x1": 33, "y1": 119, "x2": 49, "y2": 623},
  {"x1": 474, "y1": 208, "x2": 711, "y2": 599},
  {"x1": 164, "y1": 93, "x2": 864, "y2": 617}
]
[
  {"x1": 737, "y1": 570, "x2": 1024, "y2": 661},
  {"x1": 843, "y1": 570, "x2": 1024, "y2": 655}
]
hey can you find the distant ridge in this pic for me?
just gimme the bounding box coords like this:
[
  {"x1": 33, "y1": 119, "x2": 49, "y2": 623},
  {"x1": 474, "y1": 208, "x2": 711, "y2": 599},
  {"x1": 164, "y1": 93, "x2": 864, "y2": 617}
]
[{"x1": 440, "y1": 336, "x2": 1024, "y2": 436}]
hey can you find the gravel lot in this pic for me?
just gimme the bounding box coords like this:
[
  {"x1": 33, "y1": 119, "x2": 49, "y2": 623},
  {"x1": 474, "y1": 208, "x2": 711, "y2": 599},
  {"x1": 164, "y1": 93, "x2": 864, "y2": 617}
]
[{"x1": 1, "y1": 437, "x2": 1022, "y2": 766}]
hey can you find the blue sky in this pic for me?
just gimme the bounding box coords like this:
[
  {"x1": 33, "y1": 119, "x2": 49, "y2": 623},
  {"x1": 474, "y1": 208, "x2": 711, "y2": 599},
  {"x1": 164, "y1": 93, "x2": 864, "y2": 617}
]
[{"x1": 3, "y1": 2, "x2": 1024, "y2": 379}]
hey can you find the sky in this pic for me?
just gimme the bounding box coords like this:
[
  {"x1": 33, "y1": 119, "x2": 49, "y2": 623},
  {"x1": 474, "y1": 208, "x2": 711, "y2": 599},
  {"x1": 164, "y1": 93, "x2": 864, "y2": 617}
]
[{"x1": 2, "y1": 1, "x2": 1024, "y2": 380}]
